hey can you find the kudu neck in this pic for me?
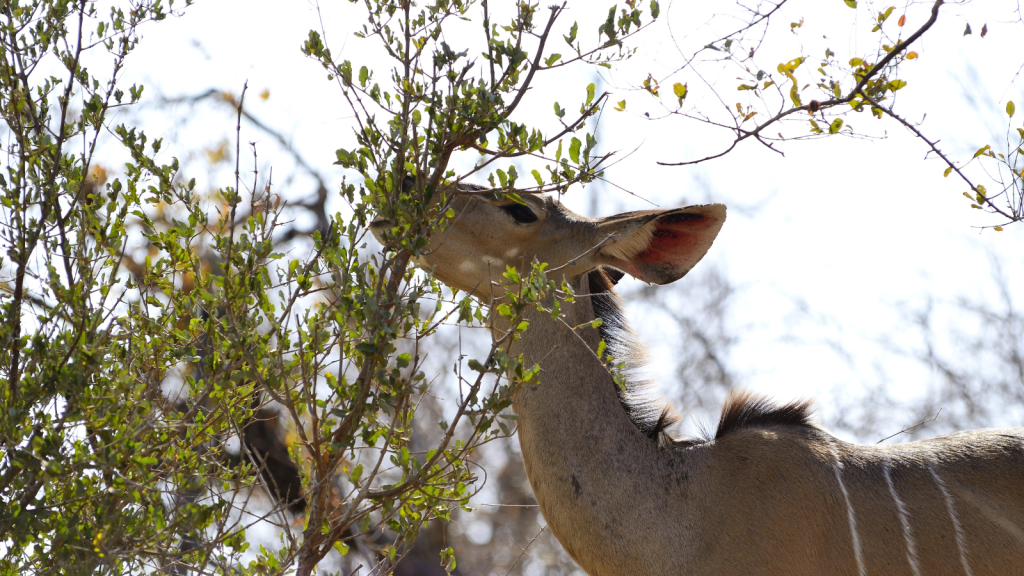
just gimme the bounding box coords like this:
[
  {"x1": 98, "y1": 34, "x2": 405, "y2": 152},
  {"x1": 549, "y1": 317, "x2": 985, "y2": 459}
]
[
  {"x1": 489, "y1": 275, "x2": 617, "y2": 416},
  {"x1": 487, "y1": 273, "x2": 658, "y2": 467},
  {"x1": 487, "y1": 275, "x2": 677, "y2": 574}
]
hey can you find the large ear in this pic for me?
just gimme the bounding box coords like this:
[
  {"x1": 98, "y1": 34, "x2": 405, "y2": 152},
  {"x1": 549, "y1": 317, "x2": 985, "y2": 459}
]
[{"x1": 594, "y1": 204, "x2": 726, "y2": 285}]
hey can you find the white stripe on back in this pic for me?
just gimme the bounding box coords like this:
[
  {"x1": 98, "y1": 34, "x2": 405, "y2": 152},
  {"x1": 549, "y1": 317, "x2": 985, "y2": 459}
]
[
  {"x1": 830, "y1": 444, "x2": 867, "y2": 576},
  {"x1": 929, "y1": 466, "x2": 974, "y2": 576},
  {"x1": 883, "y1": 461, "x2": 921, "y2": 576}
]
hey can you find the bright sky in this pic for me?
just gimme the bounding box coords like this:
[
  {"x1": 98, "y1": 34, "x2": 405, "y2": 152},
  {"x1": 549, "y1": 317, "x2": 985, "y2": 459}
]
[{"x1": 121, "y1": 0, "x2": 1024, "y2": 442}]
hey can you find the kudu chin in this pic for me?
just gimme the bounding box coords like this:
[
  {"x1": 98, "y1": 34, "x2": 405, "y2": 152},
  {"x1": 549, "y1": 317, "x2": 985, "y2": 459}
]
[{"x1": 372, "y1": 188, "x2": 1024, "y2": 576}]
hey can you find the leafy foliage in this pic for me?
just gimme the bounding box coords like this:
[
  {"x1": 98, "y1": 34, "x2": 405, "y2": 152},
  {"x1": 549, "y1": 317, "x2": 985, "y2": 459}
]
[
  {"x1": 7, "y1": 0, "x2": 1017, "y2": 574},
  {"x1": 1, "y1": 0, "x2": 656, "y2": 574}
]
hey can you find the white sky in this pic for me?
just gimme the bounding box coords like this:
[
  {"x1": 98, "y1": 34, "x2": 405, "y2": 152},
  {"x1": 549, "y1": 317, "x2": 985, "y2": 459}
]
[{"x1": 120, "y1": 0, "x2": 1024, "y2": 443}]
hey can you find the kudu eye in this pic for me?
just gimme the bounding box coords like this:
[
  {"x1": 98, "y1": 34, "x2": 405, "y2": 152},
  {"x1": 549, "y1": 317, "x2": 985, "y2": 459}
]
[{"x1": 501, "y1": 203, "x2": 538, "y2": 224}]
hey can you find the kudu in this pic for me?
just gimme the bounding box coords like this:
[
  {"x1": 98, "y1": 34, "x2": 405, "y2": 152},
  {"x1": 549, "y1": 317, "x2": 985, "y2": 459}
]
[{"x1": 372, "y1": 187, "x2": 1024, "y2": 576}]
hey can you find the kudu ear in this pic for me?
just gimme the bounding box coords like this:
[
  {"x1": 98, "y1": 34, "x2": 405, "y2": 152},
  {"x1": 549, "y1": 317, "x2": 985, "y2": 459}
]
[{"x1": 594, "y1": 204, "x2": 726, "y2": 285}]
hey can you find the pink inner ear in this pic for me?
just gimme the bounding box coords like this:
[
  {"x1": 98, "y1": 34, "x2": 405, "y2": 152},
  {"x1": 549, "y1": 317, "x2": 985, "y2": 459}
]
[{"x1": 634, "y1": 213, "x2": 712, "y2": 269}]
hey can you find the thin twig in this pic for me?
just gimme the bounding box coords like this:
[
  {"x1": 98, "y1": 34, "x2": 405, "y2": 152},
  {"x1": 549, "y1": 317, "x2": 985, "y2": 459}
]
[
  {"x1": 876, "y1": 408, "x2": 942, "y2": 444},
  {"x1": 225, "y1": 81, "x2": 249, "y2": 278},
  {"x1": 504, "y1": 525, "x2": 547, "y2": 576},
  {"x1": 659, "y1": 0, "x2": 945, "y2": 167},
  {"x1": 857, "y1": 91, "x2": 1018, "y2": 223}
]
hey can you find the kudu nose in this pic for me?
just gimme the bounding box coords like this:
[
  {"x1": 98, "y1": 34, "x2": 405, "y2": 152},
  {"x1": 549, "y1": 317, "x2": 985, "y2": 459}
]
[{"x1": 369, "y1": 219, "x2": 391, "y2": 244}]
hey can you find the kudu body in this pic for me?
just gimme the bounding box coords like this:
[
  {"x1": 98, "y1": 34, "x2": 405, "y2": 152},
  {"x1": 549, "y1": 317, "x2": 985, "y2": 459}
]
[{"x1": 372, "y1": 189, "x2": 1024, "y2": 576}]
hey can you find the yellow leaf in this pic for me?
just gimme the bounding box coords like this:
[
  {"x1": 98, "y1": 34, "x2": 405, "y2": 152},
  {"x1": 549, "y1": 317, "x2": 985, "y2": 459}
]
[
  {"x1": 672, "y1": 82, "x2": 687, "y2": 103},
  {"x1": 906, "y1": 51, "x2": 918, "y2": 59},
  {"x1": 259, "y1": 88, "x2": 270, "y2": 100},
  {"x1": 898, "y1": 14, "x2": 906, "y2": 27},
  {"x1": 995, "y1": 226, "x2": 1004, "y2": 231},
  {"x1": 781, "y1": 57, "x2": 805, "y2": 72},
  {"x1": 972, "y1": 144, "x2": 991, "y2": 159},
  {"x1": 1007, "y1": 101, "x2": 1016, "y2": 118},
  {"x1": 887, "y1": 79, "x2": 907, "y2": 91},
  {"x1": 944, "y1": 167, "x2": 954, "y2": 177}
]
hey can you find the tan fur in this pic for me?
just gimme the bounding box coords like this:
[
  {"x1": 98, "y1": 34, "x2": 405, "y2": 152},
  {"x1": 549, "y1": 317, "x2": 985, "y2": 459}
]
[
  {"x1": 372, "y1": 193, "x2": 1024, "y2": 576},
  {"x1": 601, "y1": 221, "x2": 655, "y2": 261}
]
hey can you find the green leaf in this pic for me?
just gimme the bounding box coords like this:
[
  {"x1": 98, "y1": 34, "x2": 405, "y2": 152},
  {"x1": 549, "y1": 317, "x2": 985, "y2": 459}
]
[
  {"x1": 531, "y1": 170, "x2": 544, "y2": 186},
  {"x1": 585, "y1": 83, "x2": 596, "y2": 106},
  {"x1": 359, "y1": 66, "x2": 369, "y2": 87},
  {"x1": 396, "y1": 353, "x2": 412, "y2": 369},
  {"x1": 614, "y1": 99, "x2": 626, "y2": 111},
  {"x1": 789, "y1": 84, "x2": 802, "y2": 107},
  {"x1": 737, "y1": 84, "x2": 757, "y2": 91},
  {"x1": 829, "y1": 118, "x2": 844, "y2": 134},
  {"x1": 569, "y1": 137, "x2": 582, "y2": 164},
  {"x1": 1008, "y1": 101, "x2": 1016, "y2": 118},
  {"x1": 564, "y1": 22, "x2": 578, "y2": 45},
  {"x1": 844, "y1": 0, "x2": 857, "y2": 7},
  {"x1": 334, "y1": 541, "x2": 350, "y2": 556},
  {"x1": 943, "y1": 166, "x2": 953, "y2": 177},
  {"x1": 972, "y1": 144, "x2": 991, "y2": 159},
  {"x1": 467, "y1": 359, "x2": 485, "y2": 372}
]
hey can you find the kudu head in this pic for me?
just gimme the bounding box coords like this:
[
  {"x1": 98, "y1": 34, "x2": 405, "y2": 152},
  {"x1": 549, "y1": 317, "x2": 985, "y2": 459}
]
[{"x1": 371, "y1": 186, "x2": 727, "y2": 298}]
